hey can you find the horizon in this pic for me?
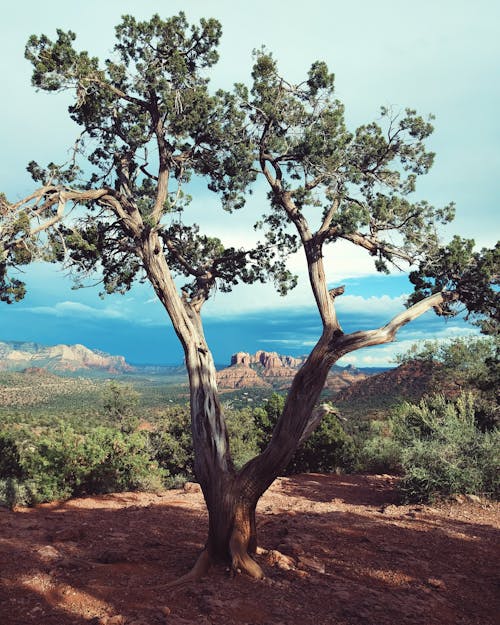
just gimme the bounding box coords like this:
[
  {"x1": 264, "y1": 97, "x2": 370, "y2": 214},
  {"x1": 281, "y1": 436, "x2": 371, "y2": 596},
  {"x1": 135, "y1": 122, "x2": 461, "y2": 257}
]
[
  {"x1": 1, "y1": 1, "x2": 498, "y2": 367},
  {"x1": 0, "y1": 337, "x2": 393, "y2": 370}
]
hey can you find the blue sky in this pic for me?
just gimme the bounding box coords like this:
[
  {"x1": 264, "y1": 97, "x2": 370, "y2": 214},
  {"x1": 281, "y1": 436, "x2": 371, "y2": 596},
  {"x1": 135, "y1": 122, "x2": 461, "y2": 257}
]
[{"x1": 1, "y1": 0, "x2": 498, "y2": 366}]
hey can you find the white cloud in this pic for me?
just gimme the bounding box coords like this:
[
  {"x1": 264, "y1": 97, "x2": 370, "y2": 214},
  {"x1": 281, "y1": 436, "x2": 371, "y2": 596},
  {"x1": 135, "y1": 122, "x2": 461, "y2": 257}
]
[
  {"x1": 23, "y1": 301, "x2": 126, "y2": 320},
  {"x1": 257, "y1": 338, "x2": 317, "y2": 348},
  {"x1": 337, "y1": 294, "x2": 407, "y2": 317}
]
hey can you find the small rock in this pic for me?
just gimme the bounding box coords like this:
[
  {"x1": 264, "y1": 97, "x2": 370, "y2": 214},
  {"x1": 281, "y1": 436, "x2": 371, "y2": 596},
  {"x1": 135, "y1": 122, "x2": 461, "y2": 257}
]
[
  {"x1": 183, "y1": 482, "x2": 201, "y2": 494},
  {"x1": 464, "y1": 494, "x2": 481, "y2": 504},
  {"x1": 159, "y1": 606, "x2": 171, "y2": 616},
  {"x1": 36, "y1": 545, "x2": 62, "y2": 562},
  {"x1": 427, "y1": 577, "x2": 446, "y2": 590},
  {"x1": 298, "y1": 555, "x2": 325, "y2": 574},
  {"x1": 266, "y1": 549, "x2": 296, "y2": 571}
]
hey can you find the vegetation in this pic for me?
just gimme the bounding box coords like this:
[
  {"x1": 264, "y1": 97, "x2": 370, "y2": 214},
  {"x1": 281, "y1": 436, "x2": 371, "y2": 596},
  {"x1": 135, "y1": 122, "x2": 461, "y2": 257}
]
[
  {"x1": 1, "y1": 336, "x2": 497, "y2": 508},
  {"x1": 357, "y1": 337, "x2": 499, "y2": 500},
  {"x1": 0, "y1": 12, "x2": 498, "y2": 579},
  {"x1": 359, "y1": 394, "x2": 499, "y2": 502}
]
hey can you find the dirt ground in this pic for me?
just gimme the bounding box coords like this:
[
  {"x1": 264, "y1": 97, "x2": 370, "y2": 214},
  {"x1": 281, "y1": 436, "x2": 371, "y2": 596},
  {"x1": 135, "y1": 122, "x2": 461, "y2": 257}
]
[{"x1": 0, "y1": 474, "x2": 498, "y2": 625}]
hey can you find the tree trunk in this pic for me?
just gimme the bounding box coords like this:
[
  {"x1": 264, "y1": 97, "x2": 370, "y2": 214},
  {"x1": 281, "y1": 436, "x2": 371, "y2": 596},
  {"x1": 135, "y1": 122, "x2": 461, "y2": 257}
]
[
  {"x1": 184, "y1": 339, "x2": 265, "y2": 578},
  {"x1": 139, "y1": 230, "x2": 448, "y2": 581}
]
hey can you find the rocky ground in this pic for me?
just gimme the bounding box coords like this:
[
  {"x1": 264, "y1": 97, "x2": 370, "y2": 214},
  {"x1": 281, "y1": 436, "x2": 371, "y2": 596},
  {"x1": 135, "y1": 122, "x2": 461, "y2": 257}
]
[{"x1": 0, "y1": 474, "x2": 498, "y2": 625}]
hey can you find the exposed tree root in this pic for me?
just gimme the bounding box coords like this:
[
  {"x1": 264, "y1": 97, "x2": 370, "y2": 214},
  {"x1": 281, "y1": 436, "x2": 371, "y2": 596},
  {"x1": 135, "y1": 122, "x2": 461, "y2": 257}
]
[
  {"x1": 161, "y1": 548, "x2": 212, "y2": 589},
  {"x1": 229, "y1": 522, "x2": 264, "y2": 579}
]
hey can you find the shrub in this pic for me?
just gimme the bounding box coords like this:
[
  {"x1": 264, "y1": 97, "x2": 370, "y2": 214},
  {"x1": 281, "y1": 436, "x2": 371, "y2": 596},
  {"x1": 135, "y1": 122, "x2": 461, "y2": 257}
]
[
  {"x1": 0, "y1": 424, "x2": 166, "y2": 507},
  {"x1": 393, "y1": 394, "x2": 499, "y2": 502},
  {"x1": 290, "y1": 411, "x2": 357, "y2": 473},
  {"x1": 100, "y1": 380, "x2": 141, "y2": 433},
  {"x1": 358, "y1": 420, "x2": 403, "y2": 474},
  {"x1": 0, "y1": 478, "x2": 33, "y2": 508},
  {"x1": 253, "y1": 393, "x2": 356, "y2": 474},
  {"x1": 225, "y1": 407, "x2": 260, "y2": 469},
  {"x1": 148, "y1": 407, "x2": 194, "y2": 480}
]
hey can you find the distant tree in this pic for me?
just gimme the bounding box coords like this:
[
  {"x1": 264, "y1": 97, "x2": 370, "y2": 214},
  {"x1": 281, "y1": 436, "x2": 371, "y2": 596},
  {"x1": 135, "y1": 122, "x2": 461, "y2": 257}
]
[
  {"x1": 101, "y1": 380, "x2": 140, "y2": 432},
  {"x1": 1, "y1": 13, "x2": 498, "y2": 580}
]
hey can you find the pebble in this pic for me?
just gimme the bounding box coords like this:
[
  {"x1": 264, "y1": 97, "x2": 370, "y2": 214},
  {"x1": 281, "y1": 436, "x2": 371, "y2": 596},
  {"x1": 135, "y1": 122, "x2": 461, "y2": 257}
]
[
  {"x1": 298, "y1": 555, "x2": 326, "y2": 574},
  {"x1": 36, "y1": 545, "x2": 61, "y2": 562},
  {"x1": 183, "y1": 482, "x2": 201, "y2": 493}
]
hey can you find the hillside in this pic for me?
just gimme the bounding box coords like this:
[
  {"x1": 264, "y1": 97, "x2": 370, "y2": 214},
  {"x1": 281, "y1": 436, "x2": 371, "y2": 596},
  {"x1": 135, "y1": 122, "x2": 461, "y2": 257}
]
[
  {"x1": 334, "y1": 360, "x2": 456, "y2": 419},
  {"x1": 0, "y1": 341, "x2": 133, "y2": 374},
  {"x1": 0, "y1": 368, "x2": 101, "y2": 410},
  {"x1": 0, "y1": 474, "x2": 497, "y2": 625}
]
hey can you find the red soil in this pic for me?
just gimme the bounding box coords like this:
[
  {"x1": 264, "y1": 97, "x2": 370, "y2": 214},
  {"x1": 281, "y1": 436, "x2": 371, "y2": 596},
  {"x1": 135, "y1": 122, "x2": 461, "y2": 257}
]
[{"x1": 0, "y1": 474, "x2": 498, "y2": 625}]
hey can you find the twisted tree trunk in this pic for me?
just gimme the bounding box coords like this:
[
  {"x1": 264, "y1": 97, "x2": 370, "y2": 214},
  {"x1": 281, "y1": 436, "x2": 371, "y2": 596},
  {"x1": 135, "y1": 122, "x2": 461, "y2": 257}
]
[{"x1": 137, "y1": 229, "x2": 454, "y2": 582}]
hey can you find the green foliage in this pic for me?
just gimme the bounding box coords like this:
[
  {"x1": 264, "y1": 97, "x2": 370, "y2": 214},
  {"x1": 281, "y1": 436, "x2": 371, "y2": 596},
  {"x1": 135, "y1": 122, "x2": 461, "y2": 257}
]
[
  {"x1": 397, "y1": 336, "x2": 499, "y2": 430},
  {"x1": 0, "y1": 424, "x2": 166, "y2": 507},
  {"x1": 358, "y1": 420, "x2": 403, "y2": 474},
  {"x1": 148, "y1": 406, "x2": 194, "y2": 480},
  {"x1": 392, "y1": 394, "x2": 498, "y2": 502},
  {"x1": 225, "y1": 407, "x2": 260, "y2": 469},
  {"x1": 409, "y1": 238, "x2": 500, "y2": 333},
  {"x1": 5, "y1": 11, "x2": 489, "y2": 310},
  {"x1": 253, "y1": 393, "x2": 285, "y2": 448},
  {"x1": 100, "y1": 380, "x2": 140, "y2": 432},
  {"x1": 253, "y1": 393, "x2": 355, "y2": 473},
  {"x1": 290, "y1": 411, "x2": 357, "y2": 473}
]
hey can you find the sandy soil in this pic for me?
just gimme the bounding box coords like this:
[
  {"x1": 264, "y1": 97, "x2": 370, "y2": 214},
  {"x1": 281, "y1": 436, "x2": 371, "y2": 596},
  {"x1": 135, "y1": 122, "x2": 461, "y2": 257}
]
[{"x1": 0, "y1": 474, "x2": 498, "y2": 625}]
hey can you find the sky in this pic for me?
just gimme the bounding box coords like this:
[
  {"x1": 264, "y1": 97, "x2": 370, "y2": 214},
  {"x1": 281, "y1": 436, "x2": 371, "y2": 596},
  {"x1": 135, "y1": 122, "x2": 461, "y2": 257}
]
[{"x1": 0, "y1": 0, "x2": 498, "y2": 367}]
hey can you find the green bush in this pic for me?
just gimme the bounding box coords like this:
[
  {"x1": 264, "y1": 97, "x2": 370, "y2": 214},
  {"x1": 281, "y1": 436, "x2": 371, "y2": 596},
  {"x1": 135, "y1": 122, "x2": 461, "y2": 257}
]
[
  {"x1": 0, "y1": 424, "x2": 166, "y2": 507},
  {"x1": 393, "y1": 393, "x2": 499, "y2": 502},
  {"x1": 290, "y1": 411, "x2": 357, "y2": 473},
  {"x1": 0, "y1": 478, "x2": 33, "y2": 508},
  {"x1": 148, "y1": 408, "x2": 194, "y2": 483},
  {"x1": 358, "y1": 420, "x2": 403, "y2": 474},
  {"x1": 253, "y1": 393, "x2": 356, "y2": 474},
  {"x1": 225, "y1": 407, "x2": 260, "y2": 469}
]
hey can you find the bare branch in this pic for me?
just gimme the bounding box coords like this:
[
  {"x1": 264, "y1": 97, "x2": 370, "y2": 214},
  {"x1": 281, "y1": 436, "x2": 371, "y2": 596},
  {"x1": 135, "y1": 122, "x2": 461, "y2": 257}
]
[
  {"x1": 336, "y1": 291, "x2": 459, "y2": 354},
  {"x1": 298, "y1": 403, "x2": 337, "y2": 445},
  {"x1": 318, "y1": 196, "x2": 340, "y2": 237},
  {"x1": 340, "y1": 231, "x2": 415, "y2": 264}
]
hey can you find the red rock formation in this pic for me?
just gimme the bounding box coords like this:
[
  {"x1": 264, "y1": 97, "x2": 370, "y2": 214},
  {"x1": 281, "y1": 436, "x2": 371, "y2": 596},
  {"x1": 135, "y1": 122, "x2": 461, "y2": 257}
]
[
  {"x1": 216, "y1": 364, "x2": 272, "y2": 389},
  {"x1": 217, "y1": 350, "x2": 367, "y2": 391}
]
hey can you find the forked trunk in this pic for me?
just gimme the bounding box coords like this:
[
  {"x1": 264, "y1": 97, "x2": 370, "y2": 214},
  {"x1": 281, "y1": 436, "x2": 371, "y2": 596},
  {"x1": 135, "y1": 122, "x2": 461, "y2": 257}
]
[{"x1": 141, "y1": 233, "x2": 339, "y2": 579}]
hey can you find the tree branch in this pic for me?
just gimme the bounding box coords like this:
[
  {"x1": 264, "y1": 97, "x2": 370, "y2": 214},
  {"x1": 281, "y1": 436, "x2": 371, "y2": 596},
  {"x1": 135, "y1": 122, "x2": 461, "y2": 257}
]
[
  {"x1": 336, "y1": 290, "x2": 459, "y2": 354},
  {"x1": 340, "y1": 231, "x2": 415, "y2": 264},
  {"x1": 150, "y1": 98, "x2": 171, "y2": 224}
]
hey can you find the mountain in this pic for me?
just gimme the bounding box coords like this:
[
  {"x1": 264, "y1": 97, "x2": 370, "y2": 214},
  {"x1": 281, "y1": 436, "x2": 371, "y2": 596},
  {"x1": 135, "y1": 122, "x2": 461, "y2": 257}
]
[
  {"x1": 0, "y1": 341, "x2": 133, "y2": 374},
  {"x1": 216, "y1": 350, "x2": 369, "y2": 391}
]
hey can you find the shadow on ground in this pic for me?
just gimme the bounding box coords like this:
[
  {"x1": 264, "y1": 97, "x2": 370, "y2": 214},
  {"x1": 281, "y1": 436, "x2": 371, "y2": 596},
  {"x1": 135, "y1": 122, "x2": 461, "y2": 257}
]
[{"x1": 0, "y1": 475, "x2": 498, "y2": 625}]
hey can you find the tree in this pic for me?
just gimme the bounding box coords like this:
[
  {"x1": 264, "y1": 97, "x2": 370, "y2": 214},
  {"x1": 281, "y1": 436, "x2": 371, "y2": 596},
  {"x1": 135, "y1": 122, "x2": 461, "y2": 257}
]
[
  {"x1": 1, "y1": 13, "x2": 498, "y2": 580},
  {"x1": 101, "y1": 380, "x2": 140, "y2": 432}
]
